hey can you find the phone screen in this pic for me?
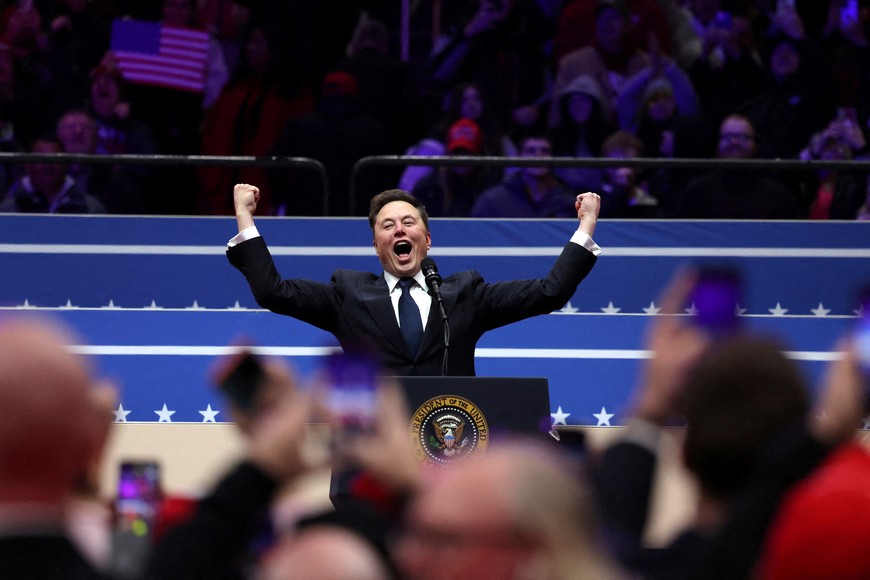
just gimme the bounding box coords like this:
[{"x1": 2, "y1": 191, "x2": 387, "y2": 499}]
[
  {"x1": 325, "y1": 351, "x2": 379, "y2": 434},
  {"x1": 841, "y1": 0, "x2": 859, "y2": 26},
  {"x1": 115, "y1": 461, "x2": 161, "y2": 534},
  {"x1": 110, "y1": 461, "x2": 161, "y2": 579},
  {"x1": 690, "y1": 266, "x2": 742, "y2": 336},
  {"x1": 713, "y1": 11, "x2": 733, "y2": 30},
  {"x1": 217, "y1": 350, "x2": 266, "y2": 411}
]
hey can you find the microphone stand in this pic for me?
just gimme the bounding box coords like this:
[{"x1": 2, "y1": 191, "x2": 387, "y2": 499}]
[
  {"x1": 425, "y1": 275, "x2": 449, "y2": 376},
  {"x1": 435, "y1": 292, "x2": 449, "y2": 376}
]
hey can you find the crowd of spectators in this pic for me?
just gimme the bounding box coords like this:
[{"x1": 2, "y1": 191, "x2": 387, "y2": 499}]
[
  {"x1": 0, "y1": 0, "x2": 868, "y2": 220},
  {"x1": 2, "y1": 266, "x2": 868, "y2": 579}
]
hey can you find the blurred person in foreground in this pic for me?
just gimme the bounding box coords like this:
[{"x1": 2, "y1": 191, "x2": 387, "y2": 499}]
[
  {"x1": 227, "y1": 183, "x2": 601, "y2": 376},
  {"x1": 593, "y1": 268, "x2": 864, "y2": 580},
  {"x1": 0, "y1": 315, "x2": 115, "y2": 578},
  {"x1": 394, "y1": 437, "x2": 627, "y2": 580},
  {"x1": 145, "y1": 345, "x2": 628, "y2": 580},
  {"x1": 256, "y1": 523, "x2": 391, "y2": 580},
  {"x1": 314, "y1": 352, "x2": 627, "y2": 579},
  {"x1": 754, "y1": 291, "x2": 870, "y2": 579},
  {"x1": 143, "y1": 353, "x2": 399, "y2": 580}
]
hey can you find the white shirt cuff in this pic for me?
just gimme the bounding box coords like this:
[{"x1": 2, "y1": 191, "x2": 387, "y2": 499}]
[
  {"x1": 570, "y1": 228, "x2": 602, "y2": 256},
  {"x1": 227, "y1": 225, "x2": 260, "y2": 248}
]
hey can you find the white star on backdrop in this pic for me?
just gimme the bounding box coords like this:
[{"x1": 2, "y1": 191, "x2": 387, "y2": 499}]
[
  {"x1": 40, "y1": 292, "x2": 852, "y2": 425},
  {"x1": 551, "y1": 406, "x2": 571, "y2": 425},
  {"x1": 811, "y1": 303, "x2": 831, "y2": 316},
  {"x1": 114, "y1": 404, "x2": 132, "y2": 423},
  {"x1": 155, "y1": 404, "x2": 175, "y2": 423},
  {"x1": 593, "y1": 406, "x2": 614, "y2": 426},
  {"x1": 199, "y1": 404, "x2": 220, "y2": 423},
  {"x1": 768, "y1": 303, "x2": 788, "y2": 316}
]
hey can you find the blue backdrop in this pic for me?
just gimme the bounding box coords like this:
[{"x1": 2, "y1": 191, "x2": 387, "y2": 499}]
[{"x1": 1, "y1": 215, "x2": 866, "y2": 426}]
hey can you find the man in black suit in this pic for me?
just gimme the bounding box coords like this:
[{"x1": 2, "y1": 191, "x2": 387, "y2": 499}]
[{"x1": 227, "y1": 183, "x2": 601, "y2": 376}]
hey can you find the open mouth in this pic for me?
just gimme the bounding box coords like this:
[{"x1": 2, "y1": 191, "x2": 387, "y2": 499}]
[{"x1": 393, "y1": 241, "x2": 412, "y2": 256}]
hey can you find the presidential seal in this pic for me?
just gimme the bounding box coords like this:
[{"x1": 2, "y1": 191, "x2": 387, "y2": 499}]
[{"x1": 410, "y1": 394, "x2": 489, "y2": 465}]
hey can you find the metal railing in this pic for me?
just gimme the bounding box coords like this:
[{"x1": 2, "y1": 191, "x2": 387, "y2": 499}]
[
  {"x1": 350, "y1": 155, "x2": 870, "y2": 215},
  {"x1": 0, "y1": 153, "x2": 330, "y2": 215},
  {"x1": 5, "y1": 152, "x2": 870, "y2": 217}
]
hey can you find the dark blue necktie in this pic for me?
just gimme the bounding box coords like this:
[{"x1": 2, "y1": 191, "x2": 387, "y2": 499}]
[{"x1": 398, "y1": 278, "x2": 423, "y2": 355}]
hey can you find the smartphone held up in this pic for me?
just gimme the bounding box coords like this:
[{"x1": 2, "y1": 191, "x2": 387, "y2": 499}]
[
  {"x1": 109, "y1": 460, "x2": 162, "y2": 579},
  {"x1": 216, "y1": 348, "x2": 267, "y2": 412},
  {"x1": 689, "y1": 265, "x2": 743, "y2": 337}
]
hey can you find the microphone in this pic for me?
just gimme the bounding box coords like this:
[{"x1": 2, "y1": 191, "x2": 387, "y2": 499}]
[
  {"x1": 420, "y1": 257, "x2": 450, "y2": 375},
  {"x1": 421, "y1": 257, "x2": 442, "y2": 294}
]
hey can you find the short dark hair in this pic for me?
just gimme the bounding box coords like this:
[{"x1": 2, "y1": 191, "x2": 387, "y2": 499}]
[
  {"x1": 368, "y1": 189, "x2": 430, "y2": 231},
  {"x1": 680, "y1": 335, "x2": 809, "y2": 498},
  {"x1": 28, "y1": 132, "x2": 63, "y2": 152},
  {"x1": 602, "y1": 130, "x2": 644, "y2": 157},
  {"x1": 515, "y1": 129, "x2": 553, "y2": 149}
]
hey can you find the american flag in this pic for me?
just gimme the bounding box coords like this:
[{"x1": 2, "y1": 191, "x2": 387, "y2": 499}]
[{"x1": 110, "y1": 18, "x2": 209, "y2": 93}]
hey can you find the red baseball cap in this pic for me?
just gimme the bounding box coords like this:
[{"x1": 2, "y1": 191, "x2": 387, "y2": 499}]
[{"x1": 446, "y1": 118, "x2": 483, "y2": 154}]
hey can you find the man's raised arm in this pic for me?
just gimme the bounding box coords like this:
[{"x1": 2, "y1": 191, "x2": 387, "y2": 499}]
[
  {"x1": 234, "y1": 183, "x2": 260, "y2": 233},
  {"x1": 575, "y1": 191, "x2": 600, "y2": 237}
]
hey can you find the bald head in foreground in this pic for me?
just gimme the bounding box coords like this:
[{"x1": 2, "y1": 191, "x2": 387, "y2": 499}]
[
  {"x1": 395, "y1": 439, "x2": 626, "y2": 580},
  {"x1": 0, "y1": 315, "x2": 114, "y2": 578}
]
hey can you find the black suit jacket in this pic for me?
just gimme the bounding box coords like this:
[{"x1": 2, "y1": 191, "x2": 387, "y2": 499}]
[
  {"x1": 594, "y1": 426, "x2": 830, "y2": 580},
  {"x1": 0, "y1": 535, "x2": 107, "y2": 579},
  {"x1": 227, "y1": 235, "x2": 597, "y2": 375}
]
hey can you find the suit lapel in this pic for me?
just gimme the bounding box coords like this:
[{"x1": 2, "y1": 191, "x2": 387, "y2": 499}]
[
  {"x1": 358, "y1": 276, "x2": 407, "y2": 354},
  {"x1": 359, "y1": 275, "x2": 460, "y2": 358},
  {"x1": 419, "y1": 279, "x2": 458, "y2": 353}
]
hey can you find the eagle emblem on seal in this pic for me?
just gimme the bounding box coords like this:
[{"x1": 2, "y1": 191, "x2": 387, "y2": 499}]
[{"x1": 433, "y1": 414, "x2": 467, "y2": 457}]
